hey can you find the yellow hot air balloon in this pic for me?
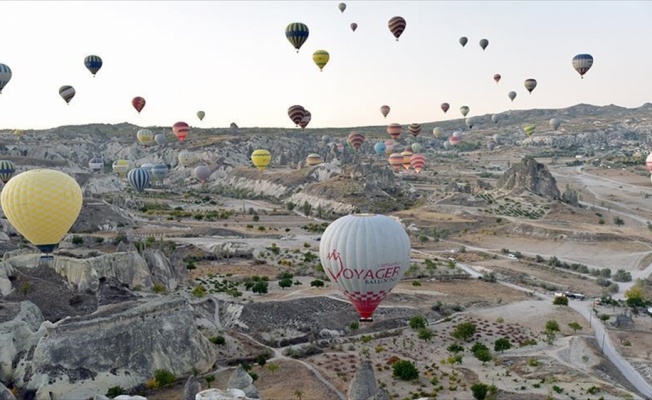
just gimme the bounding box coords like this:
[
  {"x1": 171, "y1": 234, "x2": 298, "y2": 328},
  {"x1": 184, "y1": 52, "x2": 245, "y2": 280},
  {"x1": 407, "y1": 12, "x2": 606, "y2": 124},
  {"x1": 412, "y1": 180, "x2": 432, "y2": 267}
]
[
  {"x1": 1, "y1": 169, "x2": 83, "y2": 254},
  {"x1": 523, "y1": 124, "x2": 536, "y2": 137},
  {"x1": 112, "y1": 160, "x2": 132, "y2": 177},
  {"x1": 251, "y1": 149, "x2": 271, "y2": 172},
  {"x1": 13, "y1": 129, "x2": 24, "y2": 140},
  {"x1": 312, "y1": 50, "x2": 330, "y2": 72}
]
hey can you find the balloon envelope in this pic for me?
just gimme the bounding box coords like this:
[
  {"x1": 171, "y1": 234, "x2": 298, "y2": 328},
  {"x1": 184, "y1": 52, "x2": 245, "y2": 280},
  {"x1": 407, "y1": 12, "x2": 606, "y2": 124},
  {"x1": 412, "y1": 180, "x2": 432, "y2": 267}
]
[
  {"x1": 112, "y1": 160, "x2": 132, "y2": 177},
  {"x1": 524, "y1": 79, "x2": 537, "y2": 94},
  {"x1": 306, "y1": 153, "x2": 323, "y2": 166},
  {"x1": 88, "y1": 157, "x2": 104, "y2": 172},
  {"x1": 460, "y1": 106, "x2": 469, "y2": 117},
  {"x1": 508, "y1": 91, "x2": 517, "y2": 101},
  {"x1": 549, "y1": 118, "x2": 561, "y2": 131},
  {"x1": 440, "y1": 103, "x2": 450, "y2": 113},
  {"x1": 387, "y1": 123, "x2": 402, "y2": 140},
  {"x1": 286, "y1": 22, "x2": 309, "y2": 52},
  {"x1": 380, "y1": 105, "x2": 390, "y2": 118},
  {"x1": 0, "y1": 64, "x2": 12, "y2": 94},
  {"x1": 288, "y1": 105, "x2": 306, "y2": 126},
  {"x1": 193, "y1": 165, "x2": 211, "y2": 183},
  {"x1": 319, "y1": 214, "x2": 411, "y2": 320},
  {"x1": 59, "y1": 86, "x2": 76, "y2": 104},
  {"x1": 1, "y1": 169, "x2": 83, "y2": 253},
  {"x1": 350, "y1": 23, "x2": 357, "y2": 32},
  {"x1": 84, "y1": 55, "x2": 102, "y2": 77},
  {"x1": 493, "y1": 74, "x2": 501, "y2": 83},
  {"x1": 127, "y1": 168, "x2": 150, "y2": 192},
  {"x1": 155, "y1": 133, "x2": 167, "y2": 146},
  {"x1": 137, "y1": 129, "x2": 154, "y2": 146},
  {"x1": 132, "y1": 96, "x2": 146, "y2": 113},
  {"x1": 646, "y1": 153, "x2": 652, "y2": 173},
  {"x1": 150, "y1": 164, "x2": 169, "y2": 182},
  {"x1": 479, "y1": 38, "x2": 489, "y2": 50},
  {"x1": 572, "y1": 54, "x2": 594, "y2": 78},
  {"x1": 178, "y1": 150, "x2": 195, "y2": 167},
  {"x1": 338, "y1": 2, "x2": 346, "y2": 12},
  {"x1": 0, "y1": 160, "x2": 16, "y2": 184},
  {"x1": 459, "y1": 37, "x2": 468, "y2": 47},
  {"x1": 388, "y1": 16, "x2": 406, "y2": 40},
  {"x1": 197, "y1": 111, "x2": 205, "y2": 121},
  {"x1": 312, "y1": 50, "x2": 330, "y2": 71},
  {"x1": 251, "y1": 149, "x2": 271, "y2": 171},
  {"x1": 374, "y1": 142, "x2": 386, "y2": 156},
  {"x1": 172, "y1": 122, "x2": 190, "y2": 142},
  {"x1": 299, "y1": 110, "x2": 312, "y2": 129}
]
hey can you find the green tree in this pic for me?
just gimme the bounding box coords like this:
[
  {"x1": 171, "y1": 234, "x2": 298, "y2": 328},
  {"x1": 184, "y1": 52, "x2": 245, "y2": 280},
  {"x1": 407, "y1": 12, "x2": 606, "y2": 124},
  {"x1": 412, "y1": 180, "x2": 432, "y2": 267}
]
[
  {"x1": 205, "y1": 375, "x2": 215, "y2": 388},
  {"x1": 568, "y1": 322, "x2": 582, "y2": 333},
  {"x1": 614, "y1": 216, "x2": 625, "y2": 226},
  {"x1": 553, "y1": 296, "x2": 569, "y2": 306},
  {"x1": 278, "y1": 278, "x2": 293, "y2": 289},
  {"x1": 310, "y1": 279, "x2": 324, "y2": 288},
  {"x1": 494, "y1": 337, "x2": 511, "y2": 353},
  {"x1": 471, "y1": 383, "x2": 489, "y2": 400},
  {"x1": 545, "y1": 320, "x2": 560, "y2": 345},
  {"x1": 474, "y1": 348, "x2": 492, "y2": 365},
  {"x1": 451, "y1": 322, "x2": 477, "y2": 342},
  {"x1": 447, "y1": 343, "x2": 464, "y2": 353},
  {"x1": 409, "y1": 315, "x2": 427, "y2": 330},
  {"x1": 252, "y1": 281, "x2": 269, "y2": 295},
  {"x1": 417, "y1": 328, "x2": 434, "y2": 342},
  {"x1": 625, "y1": 285, "x2": 646, "y2": 309},
  {"x1": 302, "y1": 201, "x2": 312, "y2": 216},
  {"x1": 392, "y1": 360, "x2": 419, "y2": 381}
]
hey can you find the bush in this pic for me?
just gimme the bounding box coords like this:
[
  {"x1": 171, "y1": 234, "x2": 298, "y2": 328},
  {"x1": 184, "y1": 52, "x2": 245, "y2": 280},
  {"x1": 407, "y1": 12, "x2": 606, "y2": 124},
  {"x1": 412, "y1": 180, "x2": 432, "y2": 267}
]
[
  {"x1": 152, "y1": 283, "x2": 166, "y2": 294},
  {"x1": 105, "y1": 386, "x2": 125, "y2": 398},
  {"x1": 310, "y1": 279, "x2": 325, "y2": 288},
  {"x1": 409, "y1": 315, "x2": 427, "y2": 330},
  {"x1": 154, "y1": 369, "x2": 176, "y2": 386},
  {"x1": 349, "y1": 321, "x2": 359, "y2": 330},
  {"x1": 72, "y1": 235, "x2": 84, "y2": 245},
  {"x1": 471, "y1": 383, "x2": 489, "y2": 400},
  {"x1": 192, "y1": 285, "x2": 207, "y2": 298},
  {"x1": 392, "y1": 360, "x2": 419, "y2": 381}
]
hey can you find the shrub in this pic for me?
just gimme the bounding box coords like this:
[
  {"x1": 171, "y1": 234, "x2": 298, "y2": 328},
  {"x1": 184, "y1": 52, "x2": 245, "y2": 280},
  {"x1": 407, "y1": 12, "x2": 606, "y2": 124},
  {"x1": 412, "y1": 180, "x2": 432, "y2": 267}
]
[
  {"x1": 392, "y1": 360, "x2": 419, "y2": 381},
  {"x1": 310, "y1": 279, "x2": 325, "y2": 288},
  {"x1": 154, "y1": 369, "x2": 176, "y2": 386},
  {"x1": 72, "y1": 235, "x2": 84, "y2": 245},
  {"x1": 349, "y1": 321, "x2": 359, "y2": 330},
  {"x1": 409, "y1": 315, "x2": 427, "y2": 330},
  {"x1": 106, "y1": 386, "x2": 125, "y2": 398},
  {"x1": 471, "y1": 383, "x2": 489, "y2": 400},
  {"x1": 152, "y1": 283, "x2": 166, "y2": 294},
  {"x1": 192, "y1": 285, "x2": 207, "y2": 298}
]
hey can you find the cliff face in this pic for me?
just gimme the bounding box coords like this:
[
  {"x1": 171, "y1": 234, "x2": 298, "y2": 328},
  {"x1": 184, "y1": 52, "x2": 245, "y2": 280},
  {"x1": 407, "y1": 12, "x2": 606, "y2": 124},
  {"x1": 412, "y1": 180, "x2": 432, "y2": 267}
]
[{"x1": 496, "y1": 156, "x2": 560, "y2": 200}]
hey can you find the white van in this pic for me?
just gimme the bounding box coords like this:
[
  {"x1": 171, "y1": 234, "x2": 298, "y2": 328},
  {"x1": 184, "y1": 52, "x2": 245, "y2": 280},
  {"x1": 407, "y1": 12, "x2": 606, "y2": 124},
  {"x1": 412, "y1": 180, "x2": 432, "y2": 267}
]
[{"x1": 507, "y1": 254, "x2": 518, "y2": 260}]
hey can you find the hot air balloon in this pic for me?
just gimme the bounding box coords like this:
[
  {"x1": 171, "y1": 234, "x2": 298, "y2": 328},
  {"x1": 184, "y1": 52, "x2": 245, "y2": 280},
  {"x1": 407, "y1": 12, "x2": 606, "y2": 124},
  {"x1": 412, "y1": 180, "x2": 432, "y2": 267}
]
[
  {"x1": 524, "y1": 79, "x2": 537, "y2": 94},
  {"x1": 388, "y1": 153, "x2": 404, "y2": 171},
  {"x1": 140, "y1": 163, "x2": 154, "y2": 176},
  {"x1": 251, "y1": 149, "x2": 271, "y2": 171},
  {"x1": 384, "y1": 140, "x2": 395, "y2": 155},
  {"x1": 443, "y1": 141, "x2": 452, "y2": 150},
  {"x1": 387, "y1": 123, "x2": 402, "y2": 140},
  {"x1": 441, "y1": 103, "x2": 450, "y2": 113},
  {"x1": 549, "y1": 118, "x2": 561, "y2": 131},
  {"x1": 193, "y1": 165, "x2": 211, "y2": 184},
  {"x1": 410, "y1": 143, "x2": 422, "y2": 154},
  {"x1": 288, "y1": 105, "x2": 306, "y2": 126},
  {"x1": 380, "y1": 105, "x2": 390, "y2": 118},
  {"x1": 1, "y1": 169, "x2": 83, "y2": 255},
  {"x1": 493, "y1": 74, "x2": 501, "y2": 84},
  {"x1": 347, "y1": 132, "x2": 365, "y2": 151},
  {"x1": 13, "y1": 130, "x2": 23, "y2": 140},
  {"x1": 388, "y1": 16, "x2": 406, "y2": 41},
  {"x1": 313, "y1": 50, "x2": 330, "y2": 72},
  {"x1": 508, "y1": 91, "x2": 517, "y2": 101},
  {"x1": 0, "y1": 64, "x2": 12, "y2": 94},
  {"x1": 155, "y1": 133, "x2": 167, "y2": 146},
  {"x1": 59, "y1": 86, "x2": 76, "y2": 105},
  {"x1": 487, "y1": 141, "x2": 496, "y2": 151},
  {"x1": 84, "y1": 55, "x2": 102, "y2": 77},
  {"x1": 493, "y1": 134, "x2": 501, "y2": 144},
  {"x1": 374, "y1": 142, "x2": 386, "y2": 156},
  {"x1": 127, "y1": 167, "x2": 150, "y2": 192},
  {"x1": 178, "y1": 150, "x2": 195, "y2": 167},
  {"x1": 306, "y1": 153, "x2": 323, "y2": 166},
  {"x1": 112, "y1": 160, "x2": 132, "y2": 177},
  {"x1": 88, "y1": 157, "x2": 104, "y2": 173},
  {"x1": 465, "y1": 117, "x2": 475, "y2": 129},
  {"x1": 322, "y1": 135, "x2": 331, "y2": 143},
  {"x1": 299, "y1": 110, "x2": 311, "y2": 130},
  {"x1": 433, "y1": 127, "x2": 443, "y2": 138},
  {"x1": 150, "y1": 164, "x2": 168, "y2": 183},
  {"x1": 408, "y1": 123, "x2": 421, "y2": 137},
  {"x1": 449, "y1": 136, "x2": 461, "y2": 146},
  {"x1": 286, "y1": 22, "x2": 309, "y2": 53},
  {"x1": 319, "y1": 213, "x2": 411, "y2": 321},
  {"x1": 491, "y1": 115, "x2": 500, "y2": 124},
  {"x1": 401, "y1": 150, "x2": 413, "y2": 170},
  {"x1": 523, "y1": 124, "x2": 536, "y2": 137},
  {"x1": 410, "y1": 154, "x2": 426, "y2": 173},
  {"x1": 646, "y1": 153, "x2": 652, "y2": 173},
  {"x1": 172, "y1": 122, "x2": 189, "y2": 142},
  {"x1": 338, "y1": 2, "x2": 346, "y2": 12},
  {"x1": 136, "y1": 129, "x2": 154, "y2": 146},
  {"x1": 572, "y1": 54, "x2": 593, "y2": 79},
  {"x1": 460, "y1": 106, "x2": 469, "y2": 117},
  {"x1": 131, "y1": 97, "x2": 146, "y2": 114},
  {"x1": 197, "y1": 111, "x2": 205, "y2": 121},
  {"x1": 459, "y1": 37, "x2": 468, "y2": 47},
  {"x1": 452, "y1": 131, "x2": 463, "y2": 139},
  {"x1": 479, "y1": 38, "x2": 489, "y2": 51},
  {"x1": 0, "y1": 160, "x2": 16, "y2": 184},
  {"x1": 350, "y1": 23, "x2": 358, "y2": 32}
]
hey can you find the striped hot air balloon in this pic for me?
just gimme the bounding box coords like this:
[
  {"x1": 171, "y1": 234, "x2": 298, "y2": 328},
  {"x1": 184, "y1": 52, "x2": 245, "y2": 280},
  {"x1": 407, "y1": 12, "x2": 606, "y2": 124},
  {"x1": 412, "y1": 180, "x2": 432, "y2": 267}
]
[
  {"x1": 286, "y1": 22, "x2": 309, "y2": 53},
  {"x1": 388, "y1": 153, "x2": 404, "y2": 171},
  {"x1": 193, "y1": 165, "x2": 211, "y2": 184},
  {"x1": 127, "y1": 168, "x2": 150, "y2": 192},
  {"x1": 299, "y1": 110, "x2": 311, "y2": 129},
  {"x1": 132, "y1": 96, "x2": 146, "y2": 113},
  {"x1": 410, "y1": 154, "x2": 426, "y2": 173},
  {"x1": 137, "y1": 129, "x2": 154, "y2": 146},
  {"x1": 0, "y1": 64, "x2": 12, "y2": 94},
  {"x1": 387, "y1": 123, "x2": 402, "y2": 140},
  {"x1": 388, "y1": 16, "x2": 406, "y2": 41},
  {"x1": 400, "y1": 150, "x2": 413, "y2": 170},
  {"x1": 251, "y1": 149, "x2": 271, "y2": 172},
  {"x1": 0, "y1": 160, "x2": 16, "y2": 184},
  {"x1": 380, "y1": 105, "x2": 390, "y2": 118},
  {"x1": 347, "y1": 132, "x2": 365, "y2": 151},
  {"x1": 172, "y1": 122, "x2": 189, "y2": 142},
  {"x1": 59, "y1": 86, "x2": 76, "y2": 105},
  {"x1": 84, "y1": 55, "x2": 103, "y2": 77},
  {"x1": 288, "y1": 105, "x2": 305, "y2": 126},
  {"x1": 408, "y1": 123, "x2": 421, "y2": 137},
  {"x1": 306, "y1": 153, "x2": 323, "y2": 166},
  {"x1": 523, "y1": 124, "x2": 536, "y2": 137},
  {"x1": 312, "y1": 50, "x2": 330, "y2": 72},
  {"x1": 572, "y1": 54, "x2": 593, "y2": 79}
]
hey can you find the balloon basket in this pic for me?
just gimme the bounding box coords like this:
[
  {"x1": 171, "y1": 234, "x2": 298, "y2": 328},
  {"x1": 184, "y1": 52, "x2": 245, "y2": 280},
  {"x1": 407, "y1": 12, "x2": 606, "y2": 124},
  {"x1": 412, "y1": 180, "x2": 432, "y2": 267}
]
[{"x1": 359, "y1": 317, "x2": 374, "y2": 323}]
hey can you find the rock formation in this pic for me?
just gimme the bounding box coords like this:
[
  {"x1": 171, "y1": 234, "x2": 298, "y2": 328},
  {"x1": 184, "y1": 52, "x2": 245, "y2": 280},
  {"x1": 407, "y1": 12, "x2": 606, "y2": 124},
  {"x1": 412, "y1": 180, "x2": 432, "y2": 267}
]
[
  {"x1": 348, "y1": 360, "x2": 390, "y2": 400},
  {"x1": 0, "y1": 381, "x2": 16, "y2": 399},
  {"x1": 182, "y1": 376, "x2": 202, "y2": 400},
  {"x1": 496, "y1": 156, "x2": 560, "y2": 200},
  {"x1": 0, "y1": 301, "x2": 44, "y2": 383},
  {"x1": 226, "y1": 365, "x2": 261, "y2": 399},
  {"x1": 196, "y1": 388, "x2": 255, "y2": 400}
]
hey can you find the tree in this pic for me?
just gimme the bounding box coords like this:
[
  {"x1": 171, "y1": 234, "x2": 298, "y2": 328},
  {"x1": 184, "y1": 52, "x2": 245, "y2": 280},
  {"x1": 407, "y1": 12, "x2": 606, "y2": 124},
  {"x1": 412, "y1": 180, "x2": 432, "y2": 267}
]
[
  {"x1": 471, "y1": 383, "x2": 489, "y2": 400},
  {"x1": 545, "y1": 320, "x2": 560, "y2": 345},
  {"x1": 302, "y1": 201, "x2": 312, "y2": 216},
  {"x1": 474, "y1": 348, "x2": 492, "y2": 365},
  {"x1": 205, "y1": 375, "x2": 215, "y2": 388},
  {"x1": 613, "y1": 216, "x2": 625, "y2": 226},
  {"x1": 494, "y1": 337, "x2": 511, "y2": 353},
  {"x1": 310, "y1": 279, "x2": 324, "y2": 288},
  {"x1": 451, "y1": 322, "x2": 477, "y2": 342},
  {"x1": 392, "y1": 360, "x2": 419, "y2": 381},
  {"x1": 417, "y1": 328, "x2": 434, "y2": 342},
  {"x1": 278, "y1": 278, "x2": 293, "y2": 289},
  {"x1": 447, "y1": 343, "x2": 464, "y2": 353},
  {"x1": 625, "y1": 285, "x2": 646, "y2": 309},
  {"x1": 553, "y1": 296, "x2": 569, "y2": 306},
  {"x1": 409, "y1": 315, "x2": 427, "y2": 330},
  {"x1": 252, "y1": 281, "x2": 269, "y2": 295},
  {"x1": 568, "y1": 322, "x2": 582, "y2": 333},
  {"x1": 613, "y1": 269, "x2": 632, "y2": 282}
]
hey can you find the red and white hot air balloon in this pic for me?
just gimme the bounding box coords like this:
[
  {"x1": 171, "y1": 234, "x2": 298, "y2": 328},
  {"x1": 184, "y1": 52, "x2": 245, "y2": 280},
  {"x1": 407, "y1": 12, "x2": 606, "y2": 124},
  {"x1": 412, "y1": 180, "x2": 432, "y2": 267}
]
[
  {"x1": 319, "y1": 214, "x2": 411, "y2": 321},
  {"x1": 410, "y1": 154, "x2": 426, "y2": 173},
  {"x1": 387, "y1": 123, "x2": 402, "y2": 140},
  {"x1": 400, "y1": 150, "x2": 413, "y2": 170},
  {"x1": 288, "y1": 105, "x2": 306, "y2": 126},
  {"x1": 408, "y1": 123, "x2": 421, "y2": 137},
  {"x1": 299, "y1": 110, "x2": 312, "y2": 130},
  {"x1": 388, "y1": 153, "x2": 403, "y2": 171},
  {"x1": 347, "y1": 132, "x2": 365, "y2": 151},
  {"x1": 172, "y1": 122, "x2": 190, "y2": 142}
]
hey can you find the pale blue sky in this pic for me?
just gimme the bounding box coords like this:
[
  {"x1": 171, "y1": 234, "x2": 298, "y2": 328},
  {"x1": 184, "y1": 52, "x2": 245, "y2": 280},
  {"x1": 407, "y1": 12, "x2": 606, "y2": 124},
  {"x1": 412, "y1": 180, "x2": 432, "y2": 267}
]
[{"x1": 0, "y1": 1, "x2": 650, "y2": 130}]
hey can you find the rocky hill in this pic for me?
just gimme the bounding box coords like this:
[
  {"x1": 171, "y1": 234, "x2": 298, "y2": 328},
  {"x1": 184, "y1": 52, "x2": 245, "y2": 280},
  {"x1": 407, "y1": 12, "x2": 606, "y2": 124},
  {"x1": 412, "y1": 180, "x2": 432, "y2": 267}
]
[{"x1": 496, "y1": 156, "x2": 560, "y2": 199}]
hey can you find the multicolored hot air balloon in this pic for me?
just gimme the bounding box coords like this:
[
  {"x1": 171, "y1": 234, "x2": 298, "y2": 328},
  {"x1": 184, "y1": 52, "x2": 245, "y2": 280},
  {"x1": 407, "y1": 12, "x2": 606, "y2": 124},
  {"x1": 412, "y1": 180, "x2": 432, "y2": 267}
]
[
  {"x1": 387, "y1": 123, "x2": 402, "y2": 140},
  {"x1": 401, "y1": 150, "x2": 413, "y2": 170},
  {"x1": 433, "y1": 127, "x2": 443, "y2": 138},
  {"x1": 137, "y1": 129, "x2": 154, "y2": 146},
  {"x1": 128, "y1": 167, "x2": 150, "y2": 192},
  {"x1": 172, "y1": 122, "x2": 189, "y2": 142},
  {"x1": 449, "y1": 136, "x2": 461, "y2": 146},
  {"x1": 155, "y1": 133, "x2": 167, "y2": 146},
  {"x1": 374, "y1": 142, "x2": 386, "y2": 156},
  {"x1": 508, "y1": 91, "x2": 517, "y2": 101},
  {"x1": 84, "y1": 55, "x2": 103, "y2": 77},
  {"x1": 572, "y1": 54, "x2": 593, "y2": 79},
  {"x1": 410, "y1": 154, "x2": 426, "y2": 173},
  {"x1": 0, "y1": 160, "x2": 16, "y2": 184},
  {"x1": 347, "y1": 132, "x2": 365, "y2": 151},
  {"x1": 1, "y1": 169, "x2": 83, "y2": 254},
  {"x1": 59, "y1": 86, "x2": 75, "y2": 105},
  {"x1": 440, "y1": 103, "x2": 450, "y2": 113},
  {"x1": 313, "y1": 50, "x2": 330, "y2": 72},
  {"x1": 112, "y1": 160, "x2": 132, "y2": 177},
  {"x1": 299, "y1": 110, "x2": 311, "y2": 129},
  {"x1": 193, "y1": 165, "x2": 211, "y2": 184},
  {"x1": 523, "y1": 124, "x2": 536, "y2": 137},
  {"x1": 380, "y1": 105, "x2": 390, "y2": 118},
  {"x1": 460, "y1": 106, "x2": 469, "y2": 117},
  {"x1": 0, "y1": 64, "x2": 12, "y2": 94},
  {"x1": 549, "y1": 118, "x2": 561, "y2": 131},
  {"x1": 178, "y1": 150, "x2": 195, "y2": 167},
  {"x1": 408, "y1": 123, "x2": 421, "y2": 137},
  {"x1": 197, "y1": 111, "x2": 205, "y2": 121},
  {"x1": 493, "y1": 74, "x2": 501, "y2": 84},
  {"x1": 388, "y1": 16, "x2": 406, "y2": 41},
  {"x1": 350, "y1": 23, "x2": 358, "y2": 32},
  {"x1": 479, "y1": 38, "x2": 489, "y2": 51},
  {"x1": 459, "y1": 37, "x2": 468, "y2": 47},
  {"x1": 319, "y1": 213, "x2": 411, "y2": 321},
  {"x1": 286, "y1": 22, "x2": 309, "y2": 53},
  {"x1": 88, "y1": 157, "x2": 104, "y2": 173},
  {"x1": 251, "y1": 149, "x2": 271, "y2": 171},
  {"x1": 132, "y1": 97, "x2": 146, "y2": 113},
  {"x1": 388, "y1": 153, "x2": 404, "y2": 171},
  {"x1": 306, "y1": 153, "x2": 323, "y2": 166},
  {"x1": 288, "y1": 105, "x2": 306, "y2": 126},
  {"x1": 524, "y1": 79, "x2": 537, "y2": 94},
  {"x1": 338, "y1": 2, "x2": 346, "y2": 12}
]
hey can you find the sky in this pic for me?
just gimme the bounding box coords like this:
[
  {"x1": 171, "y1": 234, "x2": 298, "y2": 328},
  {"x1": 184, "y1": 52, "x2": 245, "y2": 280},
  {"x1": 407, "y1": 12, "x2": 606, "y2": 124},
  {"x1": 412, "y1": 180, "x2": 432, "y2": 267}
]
[{"x1": 0, "y1": 1, "x2": 651, "y2": 131}]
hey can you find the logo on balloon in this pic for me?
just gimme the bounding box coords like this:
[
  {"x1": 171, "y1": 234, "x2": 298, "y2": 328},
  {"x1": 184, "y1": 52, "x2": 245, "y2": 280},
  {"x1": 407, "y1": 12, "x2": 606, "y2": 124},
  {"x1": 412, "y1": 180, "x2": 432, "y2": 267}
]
[{"x1": 326, "y1": 249, "x2": 403, "y2": 285}]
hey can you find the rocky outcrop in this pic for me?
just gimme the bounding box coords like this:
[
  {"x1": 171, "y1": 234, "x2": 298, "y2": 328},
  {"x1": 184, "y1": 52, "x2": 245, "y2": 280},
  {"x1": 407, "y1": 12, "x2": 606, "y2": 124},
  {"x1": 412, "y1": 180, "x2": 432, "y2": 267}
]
[
  {"x1": 17, "y1": 297, "x2": 218, "y2": 399},
  {"x1": 196, "y1": 388, "x2": 255, "y2": 400},
  {"x1": 0, "y1": 301, "x2": 44, "y2": 384},
  {"x1": 227, "y1": 365, "x2": 261, "y2": 399},
  {"x1": 496, "y1": 156, "x2": 560, "y2": 200},
  {"x1": 561, "y1": 187, "x2": 580, "y2": 206},
  {"x1": 348, "y1": 361, "x2": 389, "y2": 400},
  {"x1": 182, "y1": 376, "x2": 202, "y2": 400},
  {"x1": 0, "y1": 382, "x2": 16, "y2": 400}
]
